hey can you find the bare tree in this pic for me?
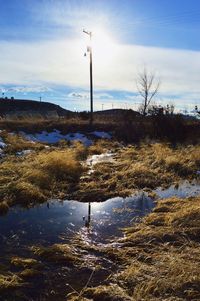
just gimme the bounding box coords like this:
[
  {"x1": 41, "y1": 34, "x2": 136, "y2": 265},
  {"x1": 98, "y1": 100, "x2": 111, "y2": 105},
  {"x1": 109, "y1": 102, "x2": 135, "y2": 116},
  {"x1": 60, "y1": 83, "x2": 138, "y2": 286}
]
[{"x1": 136, "y1": 68, "x2": 160, "y2": 116}]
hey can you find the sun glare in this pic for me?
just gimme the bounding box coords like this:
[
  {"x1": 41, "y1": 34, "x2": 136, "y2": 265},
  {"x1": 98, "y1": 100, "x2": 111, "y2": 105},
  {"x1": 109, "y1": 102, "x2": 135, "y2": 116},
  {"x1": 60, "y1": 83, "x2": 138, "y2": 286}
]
[
  {"x1": 93, "y1": 28, "x2": 117, "y2": 63},
  {"x1": 84, "y1": 27, "x2": 117, "y2": 65}
]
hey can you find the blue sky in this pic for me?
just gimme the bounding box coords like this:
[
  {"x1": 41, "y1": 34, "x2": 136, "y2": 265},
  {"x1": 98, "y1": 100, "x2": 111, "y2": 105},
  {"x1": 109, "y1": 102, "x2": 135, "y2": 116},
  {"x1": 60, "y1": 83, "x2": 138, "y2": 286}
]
[{"x1": 0, "y1": 0, "x2": 200, "y2": 112}]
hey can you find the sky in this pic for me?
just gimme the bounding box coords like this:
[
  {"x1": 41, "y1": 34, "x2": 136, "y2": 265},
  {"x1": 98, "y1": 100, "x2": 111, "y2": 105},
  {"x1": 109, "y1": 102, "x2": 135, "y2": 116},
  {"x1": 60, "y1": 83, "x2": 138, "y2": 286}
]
[{"x1": 0, "y1": 0, "x2": 200, "y2": 112}]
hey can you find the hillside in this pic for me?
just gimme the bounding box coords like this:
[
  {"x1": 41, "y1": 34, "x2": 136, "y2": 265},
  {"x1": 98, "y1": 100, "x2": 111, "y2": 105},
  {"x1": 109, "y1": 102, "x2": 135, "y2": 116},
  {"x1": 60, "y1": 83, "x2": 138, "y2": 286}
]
[
  {"x1": 94, "y1": 108, "x2": 140, "y2": 117},
  {"x1": 0, "y1": 98, "x2": 74, "y2": 118}
]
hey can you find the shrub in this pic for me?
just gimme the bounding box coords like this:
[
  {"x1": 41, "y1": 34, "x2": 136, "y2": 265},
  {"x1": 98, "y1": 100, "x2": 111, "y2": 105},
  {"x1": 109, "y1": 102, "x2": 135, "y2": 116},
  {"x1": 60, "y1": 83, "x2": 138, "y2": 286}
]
[
  {"x1": 11, "y1": 181, "x2": 46, "y2": 204},
  {"x1": 38, "y1": 150, "x2": 83, "y2": 182}
]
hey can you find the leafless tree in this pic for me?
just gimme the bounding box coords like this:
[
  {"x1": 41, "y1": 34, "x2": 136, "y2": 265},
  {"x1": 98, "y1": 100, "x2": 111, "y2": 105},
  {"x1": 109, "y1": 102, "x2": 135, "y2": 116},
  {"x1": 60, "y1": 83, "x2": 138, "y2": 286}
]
[{"x1": 136, "y1": 68, "x2": 160, "y2": 116}]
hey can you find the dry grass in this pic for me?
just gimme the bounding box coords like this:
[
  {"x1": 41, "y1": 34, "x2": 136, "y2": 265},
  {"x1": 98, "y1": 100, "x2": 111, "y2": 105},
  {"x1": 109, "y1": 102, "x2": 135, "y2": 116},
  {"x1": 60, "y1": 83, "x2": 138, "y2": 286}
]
[
  {"x1": 31, "y1": 244, "x2": 81, "y2": 265},
  {"x1": 88, "y1": 140, "x2": 119, "y2": 155},
  {"x1": 0, "y1": 145, "x2": 85, "y2": 207},
  {"x1": 0, "y1": 201, "x2": 9, "y2": 215},
  {"x1": 10, "y1": 257, "x2": 40, "y2": 269},
  {"x1": 77, "y1": 143, "x2": 200, "y2": 201},
  {"x1": 81, "y1": 196, "x2": 200, "y2": 301},
  {"x1": 19, "y1": 268, "x2": 42, "y2": 280},
  {"x1": 0, "y1": 140, "x2": 199, "y2": 208},
  {"x1": 68, "y1": 285, "x2": 132, "y2": 301},
  {"x1": 0, "y1": 273, "x2": 23, "y2": 292},
  {"x1": 1, "y1": 130, "x2": 44, "y2": 154}
]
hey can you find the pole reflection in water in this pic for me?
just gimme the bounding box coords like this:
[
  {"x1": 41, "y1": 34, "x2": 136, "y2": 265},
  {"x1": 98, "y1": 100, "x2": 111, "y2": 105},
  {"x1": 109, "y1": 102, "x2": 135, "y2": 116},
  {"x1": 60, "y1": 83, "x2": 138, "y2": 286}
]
[{"x1": 83, "y1": 202, "x2": 91, "y2": 228}]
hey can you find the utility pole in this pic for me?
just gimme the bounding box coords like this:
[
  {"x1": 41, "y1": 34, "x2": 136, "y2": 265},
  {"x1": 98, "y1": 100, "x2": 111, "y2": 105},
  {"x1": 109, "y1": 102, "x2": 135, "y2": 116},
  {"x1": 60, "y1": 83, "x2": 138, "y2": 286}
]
[{"x1": 83, "y1": 29, "x2": 93, "y2": 126}]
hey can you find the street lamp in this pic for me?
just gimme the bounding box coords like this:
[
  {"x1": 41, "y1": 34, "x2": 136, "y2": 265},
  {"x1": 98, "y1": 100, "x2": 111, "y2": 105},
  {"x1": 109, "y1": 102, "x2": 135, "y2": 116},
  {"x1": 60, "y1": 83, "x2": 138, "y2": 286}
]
[{"x1": 83, "y1": 29, "x2": 93, "y2": 126}]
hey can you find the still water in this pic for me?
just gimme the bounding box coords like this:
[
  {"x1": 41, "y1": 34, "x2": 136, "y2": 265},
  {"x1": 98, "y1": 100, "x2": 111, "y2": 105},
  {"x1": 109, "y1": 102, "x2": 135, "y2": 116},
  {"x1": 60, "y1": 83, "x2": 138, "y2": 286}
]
[
  {"x1": 0, "y1": 193, "x2": 153, "y2": 301},
  {"x1": 0, "y1": 182, "x2": 199, "y2": 300},
  {"x1": 0, "y1": 193, "x2": 153, "y2": 254}
]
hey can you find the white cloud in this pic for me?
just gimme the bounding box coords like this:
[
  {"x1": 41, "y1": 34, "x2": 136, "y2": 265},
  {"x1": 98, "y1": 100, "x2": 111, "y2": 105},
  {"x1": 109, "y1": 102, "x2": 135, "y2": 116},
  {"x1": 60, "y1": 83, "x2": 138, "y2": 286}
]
[
  {"x1": 0, "y1": 86, "x2": 51, "y2": 93},
  {"x1": 68, "y1": 92, "x2": 89, "y2": 99},
  {"x1": 0, "y1": 39, "x2": 199, "y2": 107}
]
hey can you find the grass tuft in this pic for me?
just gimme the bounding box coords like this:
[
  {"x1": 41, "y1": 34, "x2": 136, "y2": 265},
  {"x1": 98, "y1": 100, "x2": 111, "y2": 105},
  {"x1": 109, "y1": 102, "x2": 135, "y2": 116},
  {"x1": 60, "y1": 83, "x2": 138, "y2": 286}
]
[{"x1": 0, "y1": 201, "x2": 9, "y2": 215}]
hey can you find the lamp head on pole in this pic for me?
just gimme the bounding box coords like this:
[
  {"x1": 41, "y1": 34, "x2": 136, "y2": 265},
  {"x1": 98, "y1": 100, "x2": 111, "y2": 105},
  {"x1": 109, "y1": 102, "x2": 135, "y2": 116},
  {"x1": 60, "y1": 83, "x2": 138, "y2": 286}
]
[{"x1": 83, "y1": 29, "x2": 92, "y2": 37}]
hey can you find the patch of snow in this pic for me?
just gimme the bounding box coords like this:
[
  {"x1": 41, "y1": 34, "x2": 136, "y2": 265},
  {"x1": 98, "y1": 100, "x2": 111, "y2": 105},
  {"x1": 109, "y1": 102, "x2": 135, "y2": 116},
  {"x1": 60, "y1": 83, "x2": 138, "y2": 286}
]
[
  {"x1": 91, "y1": 131, "x2": 112, "y2": 139},
  {"x1": 65, "y1": 133, "x2": 92, "y2": 146},
  {"x1": 16, "y1": 150, "x2": 32, "y2": 156},
  {"x1": 155, "y1": 181, "x2": 200, "y2": 199},
  {"x1": 87, "y1": 153, "x2": 114, "y2": 166},
  {"x1": 20, "y1": 130, "x2": 92, "y2": 146},
  {"x1": 0, "y1": 137, "x2": 7, "y2": 148}
]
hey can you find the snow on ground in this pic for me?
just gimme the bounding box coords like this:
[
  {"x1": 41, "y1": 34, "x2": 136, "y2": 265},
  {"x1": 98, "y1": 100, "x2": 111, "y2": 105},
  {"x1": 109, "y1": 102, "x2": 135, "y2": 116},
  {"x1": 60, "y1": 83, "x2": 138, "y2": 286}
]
[
  {"x1": 65, "y1": 133, "x2": 92, "y2": 146},
  {"x1": 16, "y1": 150, "x2": 32, "y2": 156},
  {"x1": 86, "y1": 153, "x2": 114, "y2": 166},
  {"x1": 91, "y1": 131, "x2": 112, "y2": 139},
  {"x1": 20, "y1": 130, "x2": 92, "y2": 146},
  {"x1": 0, "y1": 137, "x2": 7, "y2": 149},
  {"x1": 86, "y1": 152, "x2": 115, "y2": 175}
]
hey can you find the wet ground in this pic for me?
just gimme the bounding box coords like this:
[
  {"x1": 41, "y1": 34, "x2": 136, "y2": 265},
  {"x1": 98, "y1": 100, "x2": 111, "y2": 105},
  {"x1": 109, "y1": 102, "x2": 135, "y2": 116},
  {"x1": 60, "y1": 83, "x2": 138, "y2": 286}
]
[{"x1": 0, "y1": 181, "x2": 200, "y2": 300}]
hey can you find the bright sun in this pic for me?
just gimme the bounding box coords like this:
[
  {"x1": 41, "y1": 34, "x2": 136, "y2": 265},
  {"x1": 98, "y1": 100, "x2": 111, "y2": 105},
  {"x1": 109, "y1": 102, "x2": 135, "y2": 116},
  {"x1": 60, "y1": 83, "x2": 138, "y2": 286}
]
[{"x1": 84, "y1": 27, "x2": 117, "y2": 65}]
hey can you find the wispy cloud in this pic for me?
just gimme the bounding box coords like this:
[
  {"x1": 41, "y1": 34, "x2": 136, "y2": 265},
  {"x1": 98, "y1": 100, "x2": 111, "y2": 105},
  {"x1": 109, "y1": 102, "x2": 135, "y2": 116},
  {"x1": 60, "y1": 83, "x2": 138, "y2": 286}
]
[
  {"x1": 68, "y1": 92, "x2": 89, "y2": 99},
  {"x1": 0, "y1": 38, "x2": 199, "y2": 108},
  {"x1": 0, "y1": 86, "x2": 51, "y2": 93},
  {"x1": 68, "y1": 91, "x2": 114, "y2": 100}
]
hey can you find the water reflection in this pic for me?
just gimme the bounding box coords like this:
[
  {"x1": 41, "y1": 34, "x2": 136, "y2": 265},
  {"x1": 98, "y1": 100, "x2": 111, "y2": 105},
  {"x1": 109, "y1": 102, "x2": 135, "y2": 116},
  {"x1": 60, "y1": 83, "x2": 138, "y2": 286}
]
[
  {"x1": 0, "y1": 193, "x2": 154, "y2": 257},
  {"x1": 1, "y1": 181, "x2": 199, "y2": 257}
]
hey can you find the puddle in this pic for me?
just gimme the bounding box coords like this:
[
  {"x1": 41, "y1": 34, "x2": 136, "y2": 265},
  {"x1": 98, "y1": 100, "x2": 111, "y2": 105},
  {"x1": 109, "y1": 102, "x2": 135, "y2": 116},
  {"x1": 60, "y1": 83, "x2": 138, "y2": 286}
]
[
  {"x1": 0, "y1": 181, "x2": 200, "y2": 300},
  {"x1": 0, "y1": 193, "x2": 153, "y2": 256},
  {"x1": 155, "y1": 180, "x2": 200, "y2": 199},
  {"x1": 0, "y1": 181, "x2": 199, "y2": 258}
]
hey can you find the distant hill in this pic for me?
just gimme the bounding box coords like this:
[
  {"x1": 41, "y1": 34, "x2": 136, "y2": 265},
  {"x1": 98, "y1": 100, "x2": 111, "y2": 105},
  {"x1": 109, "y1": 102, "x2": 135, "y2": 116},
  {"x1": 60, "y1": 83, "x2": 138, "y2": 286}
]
[
  {"x1": 94, "y1": 108, "x2": 140, "y2": 117},
  {"x1": 0, "y1": 98, "x2": 74, "y2": 119}
]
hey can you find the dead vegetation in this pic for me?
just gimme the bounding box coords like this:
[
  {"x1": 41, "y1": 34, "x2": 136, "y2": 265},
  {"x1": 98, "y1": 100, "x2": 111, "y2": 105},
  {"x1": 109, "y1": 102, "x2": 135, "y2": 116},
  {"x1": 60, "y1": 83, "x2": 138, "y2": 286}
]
[
  {"x1": 0, "y1": 130, "x2": 44, "y2": 154},
  {"x1": 77, "y1": 143, "x2": 200, "y2": 201},
  {"x1": 31, "y1": 244, "x2": 81, "y2": 265},
  {"x1": 0, "y1": 273, "x2": 23, "y2": 292},
  {"x1": 0, "y1": 143, "x2": 87, "y2": 207},
  {"x1": 74, "y1": 196, "x2": 200, "y2": 301}
]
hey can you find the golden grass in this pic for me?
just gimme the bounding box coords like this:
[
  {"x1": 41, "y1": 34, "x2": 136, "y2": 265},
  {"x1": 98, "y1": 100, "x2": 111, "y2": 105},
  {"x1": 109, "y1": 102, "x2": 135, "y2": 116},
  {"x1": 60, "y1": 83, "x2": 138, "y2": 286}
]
[
  {"x1": 88, "y1": 139, "x2": 118, "y2": 155},
  {"x1": 37, "y1": 150, "x2": 83, "y2": 181},
  {"x1": 11, "y1": 257, "x2": 39, "y2": 269},
  {"x1": 0, "y1": 201, "x2": 9, "y2": 215},
  {"x1": 68, "y1": 285, "x2": 132, "y2": 301},
  {"x1": 0, "y1": 273, "x2": 23, "y2": 292},
  {"x1": 0, "y1": 140, "x2": 199, "y2": 209},
  {"x1": 77, "y1": 143, "x2": 200, "y2": 201},
  {"x1": 1, "y1": 131, "x2": 44, "y2": 154},
  {"x1": 82, "y1": 196, "x2": 200, "y2": 301},
  {"x1": 19, "y1": 268, "x2": 42, "y2": 279},
  {"x1": 31, "y1": 244, "x2": 80, "y2": 265},
  {"x1": 0, "y1": 145, "x2": 85, "y2": 207}
]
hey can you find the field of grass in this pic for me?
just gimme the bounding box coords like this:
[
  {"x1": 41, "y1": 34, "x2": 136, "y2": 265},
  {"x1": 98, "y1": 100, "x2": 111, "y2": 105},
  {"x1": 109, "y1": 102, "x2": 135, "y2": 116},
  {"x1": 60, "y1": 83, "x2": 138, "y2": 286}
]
[
  {"x1": 0, "y1": 113, "x2": 199, "y2": 144},
  {"x1": 77, "y1": 142, "x2": 200, "y2": 201},
  {"x1": 0, "y1": 129, "x2": 199, "y2": 211},
  {"x1": 0, "y1": 137, "x2": 87, "y2": 212}
]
